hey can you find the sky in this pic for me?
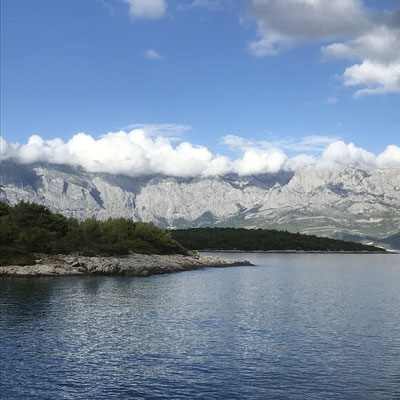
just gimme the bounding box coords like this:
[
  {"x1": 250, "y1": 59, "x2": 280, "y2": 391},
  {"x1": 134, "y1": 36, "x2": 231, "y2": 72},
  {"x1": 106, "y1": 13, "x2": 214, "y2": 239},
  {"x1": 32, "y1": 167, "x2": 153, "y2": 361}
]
[{"x1": 1, "y1": 0, "x2": 399, "y2": 176}]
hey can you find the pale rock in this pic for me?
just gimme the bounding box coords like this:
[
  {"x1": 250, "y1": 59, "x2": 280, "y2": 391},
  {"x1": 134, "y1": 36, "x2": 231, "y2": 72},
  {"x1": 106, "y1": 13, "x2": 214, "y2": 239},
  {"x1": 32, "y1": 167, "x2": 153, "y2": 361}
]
[{"x1": 0, "y1": 160, "x2": 399, "y2": 240}]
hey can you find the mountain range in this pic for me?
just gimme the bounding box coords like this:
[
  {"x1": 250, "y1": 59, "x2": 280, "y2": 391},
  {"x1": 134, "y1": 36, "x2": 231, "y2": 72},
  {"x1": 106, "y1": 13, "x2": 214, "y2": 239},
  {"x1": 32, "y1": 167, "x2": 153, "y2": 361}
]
[{"x1": 1, "y1": 160, "x2": 399, "y2": 249}]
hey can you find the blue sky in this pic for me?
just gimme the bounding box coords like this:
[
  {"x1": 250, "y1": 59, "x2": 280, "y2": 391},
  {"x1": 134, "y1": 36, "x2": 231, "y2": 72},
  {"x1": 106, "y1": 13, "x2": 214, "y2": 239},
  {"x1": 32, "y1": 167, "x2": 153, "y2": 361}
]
[{"x1": 1, "y1": 0, "x2": 399, "y2": 176}]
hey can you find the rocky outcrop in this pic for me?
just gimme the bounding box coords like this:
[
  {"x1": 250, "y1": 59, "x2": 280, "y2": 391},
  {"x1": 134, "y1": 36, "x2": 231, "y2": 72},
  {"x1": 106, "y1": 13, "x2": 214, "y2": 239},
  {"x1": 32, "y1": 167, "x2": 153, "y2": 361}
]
[{"x1": 0, "y1": 253, "x2": 252, "y2": 277}]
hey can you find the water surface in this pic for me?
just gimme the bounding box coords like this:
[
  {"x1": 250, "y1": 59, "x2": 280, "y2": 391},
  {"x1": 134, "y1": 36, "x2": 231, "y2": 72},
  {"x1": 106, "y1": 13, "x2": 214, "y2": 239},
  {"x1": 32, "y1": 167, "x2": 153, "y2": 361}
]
[{"x1": 1, "y1": 253, "x2": 399, "y2": 399}]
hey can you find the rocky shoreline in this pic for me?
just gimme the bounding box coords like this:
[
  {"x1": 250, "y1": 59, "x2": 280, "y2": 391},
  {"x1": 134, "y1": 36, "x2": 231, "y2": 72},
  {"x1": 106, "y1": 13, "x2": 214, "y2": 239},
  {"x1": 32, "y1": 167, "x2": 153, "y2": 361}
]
[{"x1": 0, "y1": 253, "x2": 253, "y2": 277}]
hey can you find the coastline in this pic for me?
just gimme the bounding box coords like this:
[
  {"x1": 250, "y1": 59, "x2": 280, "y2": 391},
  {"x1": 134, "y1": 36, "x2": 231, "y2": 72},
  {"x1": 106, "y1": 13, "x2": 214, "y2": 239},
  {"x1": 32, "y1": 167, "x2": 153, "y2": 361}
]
[
  {"x1": 0, "y1": 252, "x2": 253, "y2": 277},
  {"x1": 199, "y1": 249, "x2": 393, "y2": 254}
]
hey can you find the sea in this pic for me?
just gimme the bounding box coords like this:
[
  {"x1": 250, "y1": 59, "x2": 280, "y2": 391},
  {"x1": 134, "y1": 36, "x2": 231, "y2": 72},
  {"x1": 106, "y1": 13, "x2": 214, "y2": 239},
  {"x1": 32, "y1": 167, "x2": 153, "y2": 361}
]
[{"x1": 1, "y1": 252, "x2": 399, "y2": 399}]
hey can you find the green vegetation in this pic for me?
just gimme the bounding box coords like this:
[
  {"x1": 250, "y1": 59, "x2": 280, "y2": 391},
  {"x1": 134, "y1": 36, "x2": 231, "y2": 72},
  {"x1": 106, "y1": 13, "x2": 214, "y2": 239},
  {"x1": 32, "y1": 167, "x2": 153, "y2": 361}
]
[
  {"x1": 170, "y1": 227, "x2": 385, "y2": 252},
  {"x1": 0, "y1": 201, "x2": 187, "y2": 266},
  {"x1": 0, "y1": 201, "x2": 385, "y2": 266}
]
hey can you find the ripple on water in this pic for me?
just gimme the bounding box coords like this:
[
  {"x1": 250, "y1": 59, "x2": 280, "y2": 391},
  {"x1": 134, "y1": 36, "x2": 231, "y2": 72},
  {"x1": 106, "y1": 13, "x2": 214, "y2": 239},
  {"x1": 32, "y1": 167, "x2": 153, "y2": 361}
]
[{"x1": 1, "y1": 253, "x2": 400, "y2": 399}]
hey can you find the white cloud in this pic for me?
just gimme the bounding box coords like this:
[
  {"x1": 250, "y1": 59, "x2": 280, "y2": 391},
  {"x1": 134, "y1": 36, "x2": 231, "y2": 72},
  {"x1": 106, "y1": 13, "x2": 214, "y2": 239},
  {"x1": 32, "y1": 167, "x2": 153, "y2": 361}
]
[
  {"x1": 145, "y1": 49, "x2": 164, "y2": 59},
  {"x1": 326, "y1": 96, "x2": 338, "y2": 104},
  {"x1": 121, "y1": 123, "x2": 191, "y2": 137},
  {"x1": 2, "y1": 128, "x2": 231, "y2": 178},
  {"x1": 281, "y1": 135, "x2": 338, "y2": 152},
  {"x1": 222, "y1": 134, "x2": 338, "y2": 153},
  {"x1": 0, "y1": 136, "x2": 11, "y2": 159},
  {"x1": 233, "y1": 148, "x2": 287, "y2": 175},
  {"x1": 320, "y1": 140, "x2": 377, "y2": 169},
  {"x1": 2, "y1": 130, "x2": 399, "y2": 177},
  {"x1": 285, "y1": 154, "x2": 317, "y2": 170},
  {"x1": 322, "y1": 26, "x2": 400, "y2": 63},
  {"x1": 177, "y1": 0, "x2": 229, "y2": 12},
  {"x1": 343, "y1": 59, "x2": 400, "y2": 96},
  {"x1": 221, "y1": 134, "x2": 256, "y2": 151},
  {"x1": 123, "y1": 0, "x2": 166, "y2": 19},
  {"x1": 249, "y1": 0, "x2": 369, "y2": 56},
  {"x1": 248, "y1": 0, "x2": 400, "y2": 96},
  {"x1": 376, "y1": 145, "x2": 400, "y2": 169},
  {"x1": 222, "y1": 134, "x2": 289, "y2": 174},
  {"x1": 188, "y1": 0, "x2": 222, "y2": 10},
  {"x1": 289, "y1": 141, "x2": 400, "y2": 171},
  {"x1": 202, "y1": 155, "x2": 232, "y2": 176},
  {"x1": 322, "y1": 25, "x2": 400, "y2": 96}
]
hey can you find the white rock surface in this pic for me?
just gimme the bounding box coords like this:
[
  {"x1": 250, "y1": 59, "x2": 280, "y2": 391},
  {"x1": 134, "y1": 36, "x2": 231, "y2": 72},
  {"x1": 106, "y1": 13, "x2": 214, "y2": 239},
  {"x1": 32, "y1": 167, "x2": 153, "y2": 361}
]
[{"x1": 1, "y1": 161, "x2": 399, "y2": 240}]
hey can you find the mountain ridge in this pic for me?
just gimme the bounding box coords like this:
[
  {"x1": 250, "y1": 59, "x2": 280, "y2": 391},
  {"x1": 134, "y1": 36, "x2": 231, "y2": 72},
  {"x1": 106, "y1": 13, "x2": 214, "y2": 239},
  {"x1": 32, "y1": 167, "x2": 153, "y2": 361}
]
[{"x1": 1, "y1": 160, "x2": 399, "y2": 247}]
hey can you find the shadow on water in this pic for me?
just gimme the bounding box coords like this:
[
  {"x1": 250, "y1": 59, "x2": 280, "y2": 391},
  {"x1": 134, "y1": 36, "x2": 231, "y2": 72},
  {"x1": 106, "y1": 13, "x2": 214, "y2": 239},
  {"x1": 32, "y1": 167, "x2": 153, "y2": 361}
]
[{"x1": 0, "y1": 277, "x2": 55, "y2": 326}]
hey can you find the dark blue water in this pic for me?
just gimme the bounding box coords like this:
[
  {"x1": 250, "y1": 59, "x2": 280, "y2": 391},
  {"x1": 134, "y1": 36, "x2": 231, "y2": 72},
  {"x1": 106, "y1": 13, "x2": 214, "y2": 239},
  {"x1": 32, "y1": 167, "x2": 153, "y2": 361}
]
[{"x1": 1, "y1": 253, "x2": 400, "y2": 399}]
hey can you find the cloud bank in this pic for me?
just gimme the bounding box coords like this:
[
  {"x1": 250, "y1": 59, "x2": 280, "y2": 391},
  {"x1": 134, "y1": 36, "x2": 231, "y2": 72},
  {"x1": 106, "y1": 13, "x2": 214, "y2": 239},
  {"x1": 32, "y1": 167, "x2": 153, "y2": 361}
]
[
  {"x1": 1, "y1": 127, "x2": 399, "y2": 177},
  {"x1": 249, "y1": 0, "x2": 400, "y2": 96}
]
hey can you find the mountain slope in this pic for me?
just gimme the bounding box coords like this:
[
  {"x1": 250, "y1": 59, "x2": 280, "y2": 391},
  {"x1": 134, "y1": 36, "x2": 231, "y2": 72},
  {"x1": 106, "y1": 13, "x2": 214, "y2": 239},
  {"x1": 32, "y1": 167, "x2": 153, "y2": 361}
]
[{"x1": 1, "y1": 160, "x2": 399, "y2": 244}]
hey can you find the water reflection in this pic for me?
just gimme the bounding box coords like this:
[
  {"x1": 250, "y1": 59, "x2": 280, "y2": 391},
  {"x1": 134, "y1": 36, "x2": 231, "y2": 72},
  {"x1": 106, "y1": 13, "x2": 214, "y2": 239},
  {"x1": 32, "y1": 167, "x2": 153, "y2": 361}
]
[{"x1": 0, "y1": 277, "x2": 55, "y2": 325}]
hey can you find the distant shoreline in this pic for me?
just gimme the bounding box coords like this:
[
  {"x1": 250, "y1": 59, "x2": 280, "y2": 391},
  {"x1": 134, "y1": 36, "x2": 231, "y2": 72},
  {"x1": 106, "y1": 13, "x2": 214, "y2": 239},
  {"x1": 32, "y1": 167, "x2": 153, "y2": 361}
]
[
  {"x1": 171, "y1": 227, "x2": 387, "y2": 254},
  {"x1": 199, "y1": 249, "x2": 394, "y2": 254}
]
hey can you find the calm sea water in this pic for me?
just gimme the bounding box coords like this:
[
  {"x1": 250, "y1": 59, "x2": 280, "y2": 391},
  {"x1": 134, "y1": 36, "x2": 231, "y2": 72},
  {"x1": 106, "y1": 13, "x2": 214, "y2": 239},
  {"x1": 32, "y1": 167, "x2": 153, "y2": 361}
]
[{"x1": 1, "y1": 253, "x2": 399, "y2": 400}]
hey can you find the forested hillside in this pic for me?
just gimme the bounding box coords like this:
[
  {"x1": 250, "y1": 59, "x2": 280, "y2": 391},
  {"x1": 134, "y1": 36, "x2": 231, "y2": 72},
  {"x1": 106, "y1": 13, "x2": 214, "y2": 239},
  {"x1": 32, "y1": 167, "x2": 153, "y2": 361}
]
[
  {"x1": 0, "y1": 201, "x2": 386, "y2": 266},
  {"x1": 170, "y1": 228, "x2": 384, "y2": 252},
  {"x1": 0, "y1": 201, "x2": 187, "y2": 266}
]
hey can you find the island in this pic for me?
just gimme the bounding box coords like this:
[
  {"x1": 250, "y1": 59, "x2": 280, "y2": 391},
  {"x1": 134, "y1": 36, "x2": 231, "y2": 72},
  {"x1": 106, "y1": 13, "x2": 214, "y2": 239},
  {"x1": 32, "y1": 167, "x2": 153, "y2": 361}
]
[
  {"x1": 0, "y1": 201, "x2": 251, "y2": 276},
  {"x1": 0, "y1": 201, "x2": 385, "y2": 277}
]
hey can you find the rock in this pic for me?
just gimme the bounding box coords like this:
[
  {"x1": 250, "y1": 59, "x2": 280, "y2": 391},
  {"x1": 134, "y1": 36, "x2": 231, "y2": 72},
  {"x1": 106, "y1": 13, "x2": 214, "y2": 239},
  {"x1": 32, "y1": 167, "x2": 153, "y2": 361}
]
[
  {"x1": 0, "y1": 253, "x2": 253, "y2": 277},
  {"x1": 1, "y1": 160, "x2": 399, "y2": 240}
]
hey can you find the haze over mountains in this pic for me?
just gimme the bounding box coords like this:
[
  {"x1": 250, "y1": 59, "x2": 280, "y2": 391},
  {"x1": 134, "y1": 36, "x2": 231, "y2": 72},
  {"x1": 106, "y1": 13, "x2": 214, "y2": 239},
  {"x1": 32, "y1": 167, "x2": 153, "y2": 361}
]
[{"x1": 1, "y1": 160, "x2": 399, "y2": 249}]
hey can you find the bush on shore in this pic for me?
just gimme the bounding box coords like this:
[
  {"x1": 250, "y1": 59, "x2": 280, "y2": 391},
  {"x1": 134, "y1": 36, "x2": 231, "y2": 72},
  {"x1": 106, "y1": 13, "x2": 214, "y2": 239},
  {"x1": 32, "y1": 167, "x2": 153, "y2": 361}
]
[{"x1": 0, "y1": 201, "x2": 187, "y2": 266}]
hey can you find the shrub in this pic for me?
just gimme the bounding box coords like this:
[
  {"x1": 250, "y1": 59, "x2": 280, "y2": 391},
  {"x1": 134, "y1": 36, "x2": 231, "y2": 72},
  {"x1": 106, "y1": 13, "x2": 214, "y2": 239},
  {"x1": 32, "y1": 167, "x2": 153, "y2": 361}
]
[{"x1": 0, "y1": 201, "x2": 188, "y2": 265}]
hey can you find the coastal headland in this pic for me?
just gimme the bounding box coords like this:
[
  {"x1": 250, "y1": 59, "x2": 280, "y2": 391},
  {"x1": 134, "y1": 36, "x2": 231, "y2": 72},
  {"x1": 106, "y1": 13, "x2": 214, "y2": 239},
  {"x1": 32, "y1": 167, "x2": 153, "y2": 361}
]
[{"x1": 0, "y1": 252, "x2": 252, "y2": 277}]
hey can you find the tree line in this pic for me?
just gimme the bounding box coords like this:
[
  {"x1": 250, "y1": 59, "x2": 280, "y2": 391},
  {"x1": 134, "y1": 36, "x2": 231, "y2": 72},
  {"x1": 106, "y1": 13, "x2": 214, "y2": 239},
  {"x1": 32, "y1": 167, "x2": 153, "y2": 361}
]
[
  {"x1": 0, "y1": 201, "x2": 187, "y2": 266},
  {"x1": 170, "y1": 227, "x2": 384, "y2": 252},
  {"x1": 0, "y1": 201, "x2": 384, "y2": 266}
]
